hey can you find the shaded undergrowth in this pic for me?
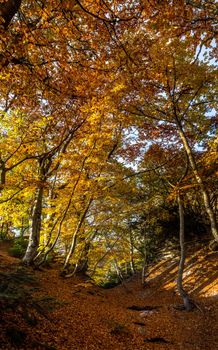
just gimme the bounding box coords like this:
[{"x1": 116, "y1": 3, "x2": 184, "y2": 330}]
[{"x1": 0, "y1": 266, "x2": 64, "y2": 349}]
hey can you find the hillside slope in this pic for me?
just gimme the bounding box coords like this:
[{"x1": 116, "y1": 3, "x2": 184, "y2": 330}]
[{"x1": 0, "y1": 242, "x2": 217, "y2": 350}]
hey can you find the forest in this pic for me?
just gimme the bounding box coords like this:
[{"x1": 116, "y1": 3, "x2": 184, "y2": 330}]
[{"x1": 0, "y1": 1, "x2": 217, "y2": 349}]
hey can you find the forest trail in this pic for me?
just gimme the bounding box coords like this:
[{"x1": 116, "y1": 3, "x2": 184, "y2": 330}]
[{"x1": 0, "y1": 243, "x2": 217, "y2": 350}]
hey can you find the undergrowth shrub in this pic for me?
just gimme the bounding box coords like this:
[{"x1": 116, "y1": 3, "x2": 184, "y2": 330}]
[{"x1": 9, "y1": 237, "x2": 28, "y2": 258}]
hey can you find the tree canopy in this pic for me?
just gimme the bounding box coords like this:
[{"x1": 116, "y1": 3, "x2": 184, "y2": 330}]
[{"x1": 0, "y1": 1, "x2": 217, "y2": 289}]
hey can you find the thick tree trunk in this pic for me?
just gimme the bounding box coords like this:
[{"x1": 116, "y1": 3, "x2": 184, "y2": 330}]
[
  {"x1": 177, "y1": 193, "x2": 193, "y2": 311},
  {"x1": 177, "y1": 121, "x2": 218, "y2": 242},
  {"x1": 23, "y1": 186, "x2": 43, "y2": 265},
  {"x1": 23, "y1": 156, "x2": 53, "y2": 265}
]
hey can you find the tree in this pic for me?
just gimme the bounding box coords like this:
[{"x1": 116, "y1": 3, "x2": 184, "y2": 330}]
[
  {"x1": 1, "y1": 0, "x2": 216, "y2": 280},
  {"x1": 117, "y1": 29, "x2": 217, "y2": 241}
]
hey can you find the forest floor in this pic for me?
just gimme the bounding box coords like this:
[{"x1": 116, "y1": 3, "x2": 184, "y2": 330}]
[{"x1": 0, "y1": 241, "x2": 217, "y2": 350}]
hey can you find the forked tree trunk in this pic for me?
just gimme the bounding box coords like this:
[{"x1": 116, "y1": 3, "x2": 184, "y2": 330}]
[
  {"x1": 177, "y1": 193, "x2": 193, "y2": 311},
  {"x1": 177, "y1": 121, "x2": 218, "y2": 242},
  {"x1": 23, "y1": 186, "x2": 43, "y2": 265}
]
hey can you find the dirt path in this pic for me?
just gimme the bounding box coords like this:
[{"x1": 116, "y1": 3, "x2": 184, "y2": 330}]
[{"x1": 0, "y1": 244, "x2": 217, "y2": 350}]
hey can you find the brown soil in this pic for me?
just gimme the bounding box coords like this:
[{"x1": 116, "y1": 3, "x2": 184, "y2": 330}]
[{"x1": 0, "y1": 242, "x2": 217, "y2": 350}]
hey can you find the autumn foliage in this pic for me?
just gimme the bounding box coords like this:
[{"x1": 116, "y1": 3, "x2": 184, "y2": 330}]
[{"x1": 0, "y1": 1, "x2": 217, "y2": 281}]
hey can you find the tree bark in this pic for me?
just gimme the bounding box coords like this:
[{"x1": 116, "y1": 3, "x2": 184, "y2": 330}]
[
  {"x1": 0, "y1": 161, "x2": 6, "y2": 186},
  {"x1": 141, "y1": 234, "x2": 147, "y2": 286},
  {"x1": 75, "y1": 240, "x2": 90, "y2": 274},
  {"x1": 141, "y1": 253, "x2": 147, "y2": 286},
  {"x1": 113, "y1": 258, "x2": 123, "y2": 281},
  {"x1": 63, "y1": 196, "x2": 93, "y2": 270},
  {"x1": 176, "y1": 120, "x2": 218, "y2": 242},
  {"x1": 177, "y1": 192, "x2": 193, "y2": 311},
  {"x1": 129, "y1": 230, "x2": 135, "y2": 275},
  {"x1": 22, "y1": 186, "x2": 43, "y2": 265}
]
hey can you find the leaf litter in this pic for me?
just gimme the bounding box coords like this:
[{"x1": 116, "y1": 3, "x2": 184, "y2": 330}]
[{"x1": 0, "y1": 244, "x2": 217, "y2": 350}]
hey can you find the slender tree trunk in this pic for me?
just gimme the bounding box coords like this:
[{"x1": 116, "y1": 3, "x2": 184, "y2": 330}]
[
  {"x1": 0, "y1": 162, "x2": 6, "y2": 186},
  {"x1": 177, "y1": 121, "x2": 218, "y2": 242},
  {"x1": 23, "y1": 186, "x2": 43, "y2": 265},
  {"x1": 63, "y1": 197, "x2": 93, "y2": 270},
  {"x1": 129, "y1": 230, "x2": 135, "y2": 275},
  {"x1": 34, "y1": 216, "x2": 58, "y2": 261},
  {"x1": 141, "y1": 253, "x2": 147, "y2": 286},
  {"x1": 63, "y1": 230, "x2": 78, "y2": 270},
  {"x1": 90, "y1": 237, "x2": 119, "y2": 278},
  {"x1": 37, "y1": 221, "x2": 61, "y2": 267},
  {"x1": 141, "y1": 235, "x2": 147, "y2": 286},
  {"x1": 75, "y1": 240, "x2": 90, "y2": 274},
  {"x1": 37, "y1": 185, "x2": 80, "y2": 267},
  {"x1": 0, "y1": 222, "x2": 4, "y2": 239},
  {"x1": 113, "y1": 258, "x2": 123, "y2": 281},
  {"x1": 5, "y1": 222, "x2": 9, "y2": 238},
  {"x1": 64, "y1": 239, "x2": 92, "y2": 278},
  {"x1": 34, "y1": 216, "x2": 60, "y2": 264},
  {"x1": 177, "y1": 193, "x2": 193, "y2": 311}
]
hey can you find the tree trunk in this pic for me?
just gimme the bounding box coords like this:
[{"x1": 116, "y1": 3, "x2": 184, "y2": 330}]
[
  {"x1": 90, "y1": 237, "x2": 119, "y2": 278},
  {"x1": 22, "y1": 186, "x2": 43, "y2": 265},
  {"x1": 113, "y1": 258, "x2": 123, "y2": 281},
  {"x1": 36, "y1": 221, "x2": 61, "y2": 267},
  {"x1": 141, "y1": 253, "x2": 147, "y2": 287},
  {"x1": 129, "y1": 230, "x2": 135, "y2": 275},
  {"x1": 63, "y1": 197, "x2": 93, "y2": 270},
  {"x1": 0, "y1": 161, "x2": 6, "y2": 186},
  {"x1": 23, "y1": 156, "x2": 53, "y2": 265},
  {"x1": 33, "y1": 215, "x2": 59, "y2": 263},
  {"x1": 176, "y1": 121, "x2": 218, "y2": 242},
  {"x1": 75, "y1": 240, "x2": 90, "y2": 274},
  {"x1": 177, "y1": 192, "x2": 193, "y2": 311},
  {"x1": 141, "y1": 235, "x2": 147, "y2": 286}
]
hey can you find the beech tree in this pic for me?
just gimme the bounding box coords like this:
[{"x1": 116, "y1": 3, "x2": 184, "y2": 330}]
[
  {"x1": 0, "y1": 1, "x2": 216, "y2": 278},
  {"x1": 117, "y1": 29, "x2": 217, "y2": 241}
]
